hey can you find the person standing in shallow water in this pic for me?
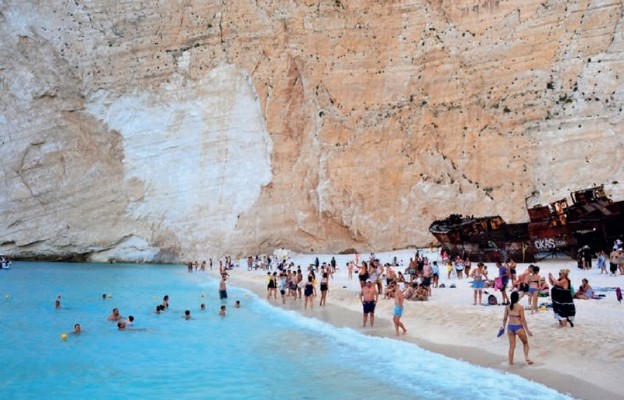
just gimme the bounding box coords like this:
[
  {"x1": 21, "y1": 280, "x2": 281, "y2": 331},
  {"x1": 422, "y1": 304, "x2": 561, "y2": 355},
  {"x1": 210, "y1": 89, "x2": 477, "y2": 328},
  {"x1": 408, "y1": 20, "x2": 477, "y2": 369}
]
[
  {"x1": 502, "y1": 291, "x2": 533, "y2": 366},
  {"x1": 360, "y1": 279, "x2": 378, "y2": 327},
  {"x1": 304, "y1": 276, "x2": 316, "y2": 310},
  {"x1": 219, "y1": 275, "x2": 228, "y2": 300},
  {"x1": 319, "y1": 272, "x2": 329, "y2": 306},
  {"x1": 391, "y1": 282, "x2": 407, "y2": 336}
]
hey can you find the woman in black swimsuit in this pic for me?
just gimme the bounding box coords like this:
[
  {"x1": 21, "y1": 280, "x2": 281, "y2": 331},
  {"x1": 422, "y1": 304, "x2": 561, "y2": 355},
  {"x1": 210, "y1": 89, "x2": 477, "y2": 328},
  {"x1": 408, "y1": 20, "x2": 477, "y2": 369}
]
[
  {"x1": 358, "y1": 261, "x2": 369, "y2": 288},
  {"x1": 304, "y1": 276, "x2": 316, "y2": 310},
  {"x1": 319, "y1": 272, "x2": 329, "y2": 306}
]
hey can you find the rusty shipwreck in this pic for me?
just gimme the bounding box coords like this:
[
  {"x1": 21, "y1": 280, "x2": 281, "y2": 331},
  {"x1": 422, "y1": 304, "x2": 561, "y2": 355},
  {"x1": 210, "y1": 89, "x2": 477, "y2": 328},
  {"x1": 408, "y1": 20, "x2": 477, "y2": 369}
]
[{"x1": 429, "y1": 185, "x2": 624, "y2": 262}]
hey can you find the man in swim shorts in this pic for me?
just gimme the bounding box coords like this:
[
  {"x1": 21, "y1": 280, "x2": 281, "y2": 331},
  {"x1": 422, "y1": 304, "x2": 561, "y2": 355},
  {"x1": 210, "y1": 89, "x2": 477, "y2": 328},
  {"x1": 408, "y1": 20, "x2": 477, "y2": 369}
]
[
  {"x1": 392, "y1": 281, "x2": 407, "y2": 336},
  {"x1": 360, "y1": 279, "x2": 378, "y2": 327},
  {"x1": 219, "y1": 275, "x2": 228, "y2": 299}
]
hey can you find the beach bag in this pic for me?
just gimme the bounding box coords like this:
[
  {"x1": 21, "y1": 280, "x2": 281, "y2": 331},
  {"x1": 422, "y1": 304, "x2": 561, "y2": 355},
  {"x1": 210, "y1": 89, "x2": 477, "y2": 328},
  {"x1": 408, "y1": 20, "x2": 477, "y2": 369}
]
[
  {"x1": 488, "y1": 294, "x2": 498, "y2": 305},
  {"x1": 616, "y1": 287, "x2": 622, "y2": 303}
]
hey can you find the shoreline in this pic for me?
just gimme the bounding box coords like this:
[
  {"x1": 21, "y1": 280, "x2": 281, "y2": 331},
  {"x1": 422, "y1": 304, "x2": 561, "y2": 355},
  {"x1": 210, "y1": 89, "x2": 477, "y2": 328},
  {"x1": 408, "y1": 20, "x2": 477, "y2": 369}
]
[{"x1": 217, "y1": 254, "x2": 622, "y2": 400}]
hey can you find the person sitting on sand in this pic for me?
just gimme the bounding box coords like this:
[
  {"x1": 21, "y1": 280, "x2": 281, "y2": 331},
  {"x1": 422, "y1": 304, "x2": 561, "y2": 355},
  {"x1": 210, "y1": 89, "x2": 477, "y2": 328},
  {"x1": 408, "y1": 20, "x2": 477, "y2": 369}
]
[
  {"x1": 539, "y1": 278, "x2": 549, "y2": 296},
  {"x1": 574, "y1": 279, "x2": 595, "y2": 299},
  {"x1": 402, "y1": 283, "x2": 415, "y2": 300},
  {"x1": 415, "y1": 284, "x2": 429, "y2": 301},
  {"x1": 502, "y1": 291, "x2": 533, "y2": 366}
]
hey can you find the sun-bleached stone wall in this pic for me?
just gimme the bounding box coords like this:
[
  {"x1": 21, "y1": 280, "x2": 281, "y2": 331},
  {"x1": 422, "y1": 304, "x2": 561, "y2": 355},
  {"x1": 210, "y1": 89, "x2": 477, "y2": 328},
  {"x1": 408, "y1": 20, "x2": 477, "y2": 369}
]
[{"x1": 1, "y1": 0, "x2": 623, "y2": 261}]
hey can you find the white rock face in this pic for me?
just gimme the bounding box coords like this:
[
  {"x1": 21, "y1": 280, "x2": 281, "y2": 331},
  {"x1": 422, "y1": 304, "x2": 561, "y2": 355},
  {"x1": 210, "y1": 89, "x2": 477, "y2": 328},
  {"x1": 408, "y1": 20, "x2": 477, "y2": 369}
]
[{"x1": 86, "y1": 65, "x2": 273, "y2": 258}]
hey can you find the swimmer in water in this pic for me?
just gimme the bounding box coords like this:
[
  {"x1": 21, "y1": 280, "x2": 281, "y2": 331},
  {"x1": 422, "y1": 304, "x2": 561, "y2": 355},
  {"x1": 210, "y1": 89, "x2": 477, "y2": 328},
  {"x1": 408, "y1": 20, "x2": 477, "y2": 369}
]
[
  {"x1": 73, "y1": 323, "x2": 82, "y2": 334},
  {"x1": 117, "y1": 321, "x2": 126, "y2": 330},
  {"x1": 219, "y1": 305, "x2": 226, "y2": 317},
  {"x1": 234, "y1": 300, "x2": 240, "y2": 308},
  {"x1": 108, "y1": 308, "x2": 122, "y2": 321},
  {"x1": 55, "y1": 294, "x2": 62, "y2": 309},
  {"x1": 184, "y1": 310, "x2": 191, "y2": 320}
]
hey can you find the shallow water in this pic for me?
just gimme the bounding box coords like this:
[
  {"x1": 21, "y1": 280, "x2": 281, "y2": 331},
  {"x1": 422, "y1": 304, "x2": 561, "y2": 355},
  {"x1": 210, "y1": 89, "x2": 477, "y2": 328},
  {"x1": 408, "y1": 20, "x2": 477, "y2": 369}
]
[{"x1": 0, "y1": 262, "x2": 571, "y2": 399}]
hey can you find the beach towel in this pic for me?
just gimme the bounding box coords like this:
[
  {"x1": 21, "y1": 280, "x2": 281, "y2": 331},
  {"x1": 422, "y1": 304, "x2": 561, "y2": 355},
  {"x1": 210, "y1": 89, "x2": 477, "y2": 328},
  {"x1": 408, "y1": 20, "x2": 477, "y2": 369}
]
[
  {"x1": 551, "y1": 285, "x2": 576, "y2": 327},
  {"x1": 494, "y1": 277, "x2": 503, "y2": 290}
]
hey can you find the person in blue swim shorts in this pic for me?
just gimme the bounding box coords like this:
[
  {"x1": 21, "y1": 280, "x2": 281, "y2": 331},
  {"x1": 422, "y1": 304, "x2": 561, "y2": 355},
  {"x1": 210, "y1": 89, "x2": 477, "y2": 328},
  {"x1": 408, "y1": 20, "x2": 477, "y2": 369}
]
[{"x1": 391, "y1": 281, "x2": 407, "y2": 336}]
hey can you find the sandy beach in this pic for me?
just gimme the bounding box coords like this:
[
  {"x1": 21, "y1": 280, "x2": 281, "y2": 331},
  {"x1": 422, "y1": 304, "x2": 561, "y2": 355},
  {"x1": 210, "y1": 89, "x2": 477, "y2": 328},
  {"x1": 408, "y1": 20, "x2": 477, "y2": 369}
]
[{"x1": 215, "y1": 249, "x2": 623, "y2": 400}]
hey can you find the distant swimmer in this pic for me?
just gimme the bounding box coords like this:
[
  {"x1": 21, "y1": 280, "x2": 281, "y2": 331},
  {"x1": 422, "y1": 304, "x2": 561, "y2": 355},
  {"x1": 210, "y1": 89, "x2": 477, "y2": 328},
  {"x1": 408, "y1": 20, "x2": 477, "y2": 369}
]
[
  {"x1": 124, "y1": 315, "x2": 134, "y2": 325},
  {"x1": 162, "y1": 295, "x2": 169, "y2": 309},
  {"x1": 55, "y1": 294, "x2": 62, "y2": 309},
  {"x1": 155, "y1": 305, "x2": 164, "y2": 314},
  {"x1": 234, "y1": 300, "x2": 240, "y2": 308},
  {"x1": 117, "y1": 321, "x2": 127, "y2": 330},
  {"x1": 102, "y1": 294, "x2": 107, "y2": 300},
  {"x1": 184, "y1": 310, "x2": 191, "y2": 320},
  {"x1": 219, "y1": 275, "x2": 228, "y2": 300},
  {"x1": 219, "y1": 305, "x2": 226, "y2": 317},
  {"x1": 108, "y1": 308, "x2": 123, "y2": 321},
  {"x1": 73, "y1": 323, "x2": 82, "y2": 334},
  {"x1": 200, "y1": 303, "x2": 206, "y2": 311}
]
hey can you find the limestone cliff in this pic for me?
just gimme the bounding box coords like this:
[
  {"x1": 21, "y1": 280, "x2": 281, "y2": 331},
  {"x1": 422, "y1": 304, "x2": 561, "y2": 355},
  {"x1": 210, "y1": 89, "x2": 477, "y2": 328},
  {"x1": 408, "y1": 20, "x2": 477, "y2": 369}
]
[{"x1": 1, "y1": 0, "x2": 623, "y2": 262}]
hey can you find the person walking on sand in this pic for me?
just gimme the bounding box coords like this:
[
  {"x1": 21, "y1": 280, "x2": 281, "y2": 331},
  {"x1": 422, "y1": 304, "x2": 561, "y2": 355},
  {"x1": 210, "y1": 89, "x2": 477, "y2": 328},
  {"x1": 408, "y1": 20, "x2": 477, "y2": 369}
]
[
  {"x1": 527, "y1": 265, "x2": 541, "y2": 314},
  {"x1": 497, "y1": 261, "x2": 510, "y2": 305},
  {"x1": 319, "y1": 272, "x2": 329, "y2": 306},
  {"x1": 304, "y1": 276, "x2": 316, "y2": 310},
  {"x1": 360, "y1": 279, "x2": 378, "y2": 327},
  {"x1": 392, "y1": 282, "x2": 407, "y2": 336},
  {"x1": 471, "y1": 262, "x2": 488, "y2": 305},
  {"x1": 502, "y1": 291, "x2": 533, "y2": 366},
  {"x1": 267, "y1": 272, "x2": 278, "y2": 300}
]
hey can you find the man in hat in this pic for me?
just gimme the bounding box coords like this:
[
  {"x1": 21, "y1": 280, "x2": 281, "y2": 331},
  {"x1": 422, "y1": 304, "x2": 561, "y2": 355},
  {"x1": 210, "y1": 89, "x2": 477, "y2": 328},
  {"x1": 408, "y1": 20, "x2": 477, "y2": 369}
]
[{"x1": 360, "y1": 279, "x2": 379, "y2": 327}]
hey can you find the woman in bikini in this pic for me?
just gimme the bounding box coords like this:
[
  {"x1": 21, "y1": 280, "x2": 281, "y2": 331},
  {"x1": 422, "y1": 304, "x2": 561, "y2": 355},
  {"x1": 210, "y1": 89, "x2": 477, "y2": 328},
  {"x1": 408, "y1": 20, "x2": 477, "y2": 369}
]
[
  {"x1": 527, "y1": 265, "x2": 541, "y2": 314},
  {"x1": 502, "y1": 290, "x2": 533, "y2": 366}
]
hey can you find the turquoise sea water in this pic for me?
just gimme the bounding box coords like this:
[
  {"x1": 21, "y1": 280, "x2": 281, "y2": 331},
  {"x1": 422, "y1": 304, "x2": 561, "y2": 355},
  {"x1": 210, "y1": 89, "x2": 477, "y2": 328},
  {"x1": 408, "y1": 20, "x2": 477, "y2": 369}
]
[{"x1": 0, "y1": 262, "x2": 571, "y2": 400}]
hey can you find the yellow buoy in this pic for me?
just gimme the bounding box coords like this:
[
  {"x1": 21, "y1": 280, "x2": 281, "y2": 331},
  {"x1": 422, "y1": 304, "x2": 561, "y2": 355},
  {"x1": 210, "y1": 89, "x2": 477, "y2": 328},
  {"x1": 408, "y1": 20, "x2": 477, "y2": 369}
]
[
  {"x1": 60, "y1": 333, "x2": 68, "y2": 341},
  {"x1": 540, "y1": 306, "x2": 547, "y2": 311}
]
